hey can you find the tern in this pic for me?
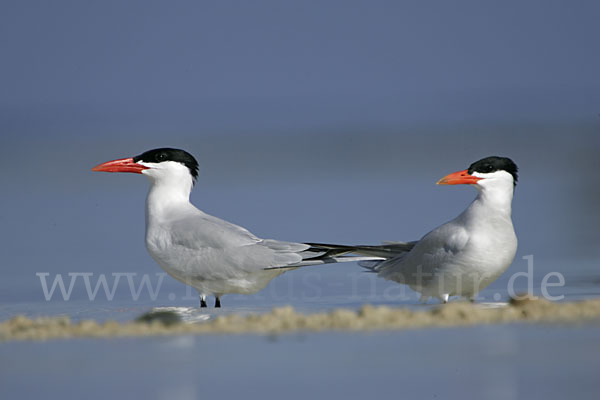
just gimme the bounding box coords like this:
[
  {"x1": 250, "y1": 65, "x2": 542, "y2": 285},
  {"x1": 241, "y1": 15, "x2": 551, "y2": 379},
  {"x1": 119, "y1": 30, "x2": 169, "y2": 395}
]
[
  {"x1": 310, "y1": 156, "x2": 519, "y2": 303},
  {"x1": 92, "y1": 148, "x2": 381, "y2": 307}
]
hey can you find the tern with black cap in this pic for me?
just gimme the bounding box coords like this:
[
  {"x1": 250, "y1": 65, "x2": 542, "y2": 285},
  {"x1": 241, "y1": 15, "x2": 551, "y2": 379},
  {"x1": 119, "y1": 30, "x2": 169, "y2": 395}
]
[
  {"x1": 312, "y1": 156, "x2": 519, "y2": 303},
  {"x1": 93, "y1": 148, "x2": 382, "y2": 308}
]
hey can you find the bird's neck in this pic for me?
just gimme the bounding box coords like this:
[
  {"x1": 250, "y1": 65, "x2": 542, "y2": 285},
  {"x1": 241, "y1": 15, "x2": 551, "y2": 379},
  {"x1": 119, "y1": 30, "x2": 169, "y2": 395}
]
[
  {"x1": 145, "y1": 179, "x2": 193, "y2": 223},
  {"x1": 465, "y1": 183, "x2": 514, "y2": 222}
]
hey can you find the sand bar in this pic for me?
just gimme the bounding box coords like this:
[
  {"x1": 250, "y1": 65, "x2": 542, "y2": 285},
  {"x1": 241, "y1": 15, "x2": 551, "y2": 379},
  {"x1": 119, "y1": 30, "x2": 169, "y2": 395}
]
[{"x1": 2, "y1": 297, "x2": 600, "y2": 342}]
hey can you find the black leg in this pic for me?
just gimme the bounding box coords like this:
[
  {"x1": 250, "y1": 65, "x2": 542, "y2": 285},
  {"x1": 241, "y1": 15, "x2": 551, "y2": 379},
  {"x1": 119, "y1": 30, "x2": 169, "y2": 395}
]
[
  {"x1": 200, "y1": 295, "x2": 207, "y2": 308},
  {"x1": 215, "y1": 297, "x2": 221, "y2": 308}
]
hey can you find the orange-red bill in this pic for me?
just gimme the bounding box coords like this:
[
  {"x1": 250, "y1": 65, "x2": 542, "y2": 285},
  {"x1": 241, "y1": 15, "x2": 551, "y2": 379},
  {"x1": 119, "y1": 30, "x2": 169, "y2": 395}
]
[
  {"x1": 92, "y1": 157, "x2": 149, "y2": 174},
  {"x1": 436, "y1": 169, "x2": 483, "y2": 185}
]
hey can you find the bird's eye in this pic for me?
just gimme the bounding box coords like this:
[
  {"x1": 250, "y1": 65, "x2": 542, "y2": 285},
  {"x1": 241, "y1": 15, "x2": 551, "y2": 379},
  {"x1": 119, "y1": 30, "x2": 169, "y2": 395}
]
[
  {"x1": 156, "y1": 153, "x2": 167, "y2": 162},
  {"x1": 486, "y1": 165, "x2": 494, "y2": 172}
]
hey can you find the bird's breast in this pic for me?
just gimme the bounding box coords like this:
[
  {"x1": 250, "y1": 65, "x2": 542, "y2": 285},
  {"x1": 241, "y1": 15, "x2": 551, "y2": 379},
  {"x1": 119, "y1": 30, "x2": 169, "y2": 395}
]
[{"x1": 462, "y1": 220, "x2": 517, "y2": 274}]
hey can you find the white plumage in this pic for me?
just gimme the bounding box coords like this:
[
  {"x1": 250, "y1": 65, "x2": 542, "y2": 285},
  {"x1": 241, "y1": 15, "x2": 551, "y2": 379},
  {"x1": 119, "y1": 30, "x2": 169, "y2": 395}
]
[
  {"x1": 317, "y1": 156, "x2": 519, "y2": 303},
  {"x1": 93, "y1": 148, "x2": 382, "y2": 307},
  {"x1": 375, "y1": 172, "x2": 517, "y2": 302},
  {"x1": 367, "y1": 158, "x2": 518, "y2": 302}
]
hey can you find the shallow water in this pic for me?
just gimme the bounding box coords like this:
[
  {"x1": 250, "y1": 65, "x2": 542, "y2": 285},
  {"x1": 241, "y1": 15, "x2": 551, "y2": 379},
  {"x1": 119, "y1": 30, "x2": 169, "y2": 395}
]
[
  {"x1": 2, "y1": 170, "x2": 599, "y2": 322},
  {"x1": 2, "y1": 255, "x2": 600, "y2": 324},
  {"x1": 3, "y1": 0, "x2": 600, "y2": 396},
  {"x1": 2, "y1": 133, "x2": 599, "y2": 400},
  {"x1": 2, "y1": 324, "x2": 600, "y2": 400}
]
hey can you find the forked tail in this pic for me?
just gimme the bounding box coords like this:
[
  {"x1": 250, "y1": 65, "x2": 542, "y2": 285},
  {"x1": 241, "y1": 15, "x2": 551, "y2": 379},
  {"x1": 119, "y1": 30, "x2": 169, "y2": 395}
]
[{"x1": 262, "y1": 241, "x2": 415, "y2": 271}]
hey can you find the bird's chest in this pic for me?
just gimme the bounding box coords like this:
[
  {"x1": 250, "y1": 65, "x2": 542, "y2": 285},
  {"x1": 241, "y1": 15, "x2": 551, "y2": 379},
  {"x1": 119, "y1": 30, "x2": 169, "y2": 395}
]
[
  {"x1": 143, "y1": 226, "x2": 201, "y2": 285},
  {"x1": 144, "y1": 224, "x2": 187, "y2": 272},
  {"x1": 461, "y1": 221, "x2": 517, "y2": 274},
  {"x1": 145, "y1": 222, "x2": 172, "y2": 253}
]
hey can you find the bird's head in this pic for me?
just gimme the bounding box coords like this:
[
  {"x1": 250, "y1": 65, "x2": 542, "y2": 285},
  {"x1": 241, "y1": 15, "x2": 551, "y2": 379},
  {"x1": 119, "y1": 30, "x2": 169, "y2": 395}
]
[
  {"x1": 437, "y1": 156, "x2": 518, "y2": 190},
  {"x1": 92, "y1": 148, "x2": 199, "y2": 185}
]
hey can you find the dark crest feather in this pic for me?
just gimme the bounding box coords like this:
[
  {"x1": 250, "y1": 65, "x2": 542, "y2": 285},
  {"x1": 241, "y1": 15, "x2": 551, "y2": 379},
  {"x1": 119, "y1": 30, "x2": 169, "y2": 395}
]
[
  {"x1": 133, "y1": 148, "x2": 199, "y2": 181},
  {"x1": 467, "y1": 156, "x2": 518, "y2": 185}
]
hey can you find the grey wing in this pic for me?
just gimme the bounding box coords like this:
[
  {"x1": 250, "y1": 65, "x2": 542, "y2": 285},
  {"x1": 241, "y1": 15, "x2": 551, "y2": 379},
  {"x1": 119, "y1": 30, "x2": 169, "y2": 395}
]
[
  {"x1": 167, "y1": 213, "x2": 309, "y2": 280},
  {"x1": 377, "y1": 222, "x2": 470, "y2": 285},
  {"x1": 169, "y1": 212, "x2": 262, "y2": 249}
]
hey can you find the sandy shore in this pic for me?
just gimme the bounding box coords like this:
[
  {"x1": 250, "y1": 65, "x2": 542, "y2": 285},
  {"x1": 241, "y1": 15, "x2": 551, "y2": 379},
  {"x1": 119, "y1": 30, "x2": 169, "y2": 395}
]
[{"x1": 2, "y1": 297, "x2": 600, "y2": 342}]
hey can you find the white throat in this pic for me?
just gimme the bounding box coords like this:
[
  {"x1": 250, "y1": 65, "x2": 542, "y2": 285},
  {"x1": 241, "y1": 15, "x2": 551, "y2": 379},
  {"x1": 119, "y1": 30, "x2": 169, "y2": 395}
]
[
  {"x1": 471, "y1": 170, "x2": 515, "y2": 216},
  {"x1": 474, "y1": 181, "x2": 514, "y2": 216},
  {"x1": 459, "y1": 172, "x2": 515, "y2": 230},
  {"x1": 140, "y1": 162, "x2": 195, "y2": 221}
]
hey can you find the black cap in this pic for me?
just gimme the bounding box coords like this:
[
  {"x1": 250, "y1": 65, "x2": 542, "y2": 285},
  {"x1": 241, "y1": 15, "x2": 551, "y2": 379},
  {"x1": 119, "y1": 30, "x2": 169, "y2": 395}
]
[
  {"x1": 468, "y1": 156, "x2": 518, "y2": 184},
  {"x1": 133, "y1": 148, "x2": 199, "y2": 181}
]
